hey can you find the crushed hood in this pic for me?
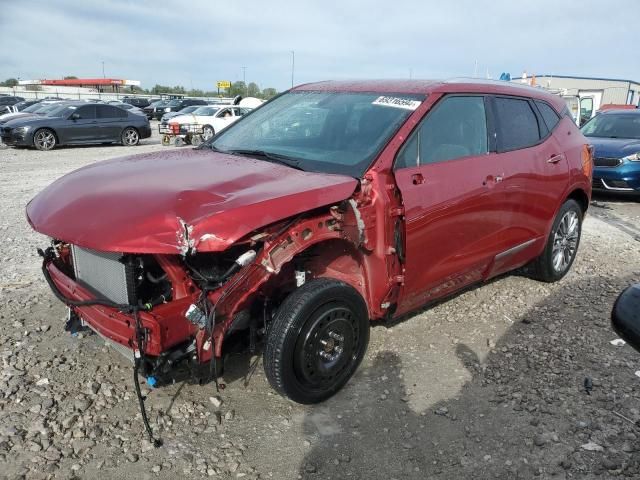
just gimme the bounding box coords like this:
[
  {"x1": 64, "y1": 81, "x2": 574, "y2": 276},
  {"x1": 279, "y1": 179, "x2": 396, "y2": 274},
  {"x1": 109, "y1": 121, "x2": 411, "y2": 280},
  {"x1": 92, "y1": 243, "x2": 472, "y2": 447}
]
[{"x1": 26, "y1": 149, "x2": 358, "y2": 254}]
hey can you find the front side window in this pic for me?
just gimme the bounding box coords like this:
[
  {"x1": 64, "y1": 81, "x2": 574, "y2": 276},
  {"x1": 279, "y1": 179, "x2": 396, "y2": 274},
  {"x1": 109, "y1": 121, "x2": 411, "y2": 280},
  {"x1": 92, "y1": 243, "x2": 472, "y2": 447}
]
[
  {"x1": 208, "y1": 91, "x2": 424, "y2": 176},
  {"x1": 66, "y1": 105, "x2": 96, "y2": 120},
  {"x1": 395, "y1": 95, "x2": 488, "y2": 169},
  {"x1": 494, "y1": 97, "x2": 540, "y2": 151}
]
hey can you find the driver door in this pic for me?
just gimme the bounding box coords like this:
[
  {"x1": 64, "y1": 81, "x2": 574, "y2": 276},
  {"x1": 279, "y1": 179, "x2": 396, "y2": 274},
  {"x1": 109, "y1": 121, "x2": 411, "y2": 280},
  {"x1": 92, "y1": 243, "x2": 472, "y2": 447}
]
[{"x1": 393, "y1": 95, "x2": 510, "y2": 314}]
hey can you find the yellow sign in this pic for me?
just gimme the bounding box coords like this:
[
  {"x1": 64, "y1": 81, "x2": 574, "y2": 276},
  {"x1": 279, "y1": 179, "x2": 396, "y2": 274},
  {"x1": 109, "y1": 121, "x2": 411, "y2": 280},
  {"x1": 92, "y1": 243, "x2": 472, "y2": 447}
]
[{"x1": 217, "y1": 81, "x2": 231, "y2": 89}]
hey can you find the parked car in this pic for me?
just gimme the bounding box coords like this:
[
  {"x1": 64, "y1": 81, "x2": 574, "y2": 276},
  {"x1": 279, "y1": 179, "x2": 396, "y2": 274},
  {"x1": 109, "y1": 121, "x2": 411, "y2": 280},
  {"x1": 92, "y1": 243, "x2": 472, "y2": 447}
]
[
  {"x1": 13, "y1": 100, "x2": 41, "y2": 111},
  {"x1": 0, "y1": 96, "x2": 24, "y2": 106},
  {"x1": 27, "y1": 80, "x2": 591, "y2": 406},
  {"x1": 1, "y1": 103, "x2": 151, "y2": 150},
  {"x1": 107, "y1": 101, "x2": 146, "y2": 116},
  {"x1": 168, "y1": 105, "x2": 251, "y2": 139},
  {"x1": 122, "y1": 97, "x2": 150, "y2": 108},
  {"x1": 155, "y1": 98, "x2": 207, "y2": 120},
  {"x1": 159, "y1": 105, "x2": 201, "y2": 123},
  {"x1": 0, "y1": 100, "x2": 66, "y2": 126},
  {"x1": 143, "y1": 100, "x2": 168, "y2": 120},
  {"x1": 581, "y1": 109, "x2": 640, "y2": 195}
]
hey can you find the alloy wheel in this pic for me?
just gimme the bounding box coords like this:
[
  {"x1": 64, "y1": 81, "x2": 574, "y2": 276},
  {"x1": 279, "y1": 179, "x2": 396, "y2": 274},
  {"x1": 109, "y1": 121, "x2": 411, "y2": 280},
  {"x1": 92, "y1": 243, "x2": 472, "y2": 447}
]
[
  {"x1": 35, "y1": 130, "x2": 55, "y2": 150},
  {"x1": 552, "y1": 210, "x2": 579, "y2": 273}
]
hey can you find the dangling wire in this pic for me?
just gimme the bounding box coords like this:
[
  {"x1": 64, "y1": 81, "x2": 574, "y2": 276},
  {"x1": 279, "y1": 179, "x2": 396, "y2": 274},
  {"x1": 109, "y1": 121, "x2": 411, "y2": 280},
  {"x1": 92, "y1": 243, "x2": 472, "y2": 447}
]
[{"x1": 132, "y1": 308, "x2": 162, "y2": 448}]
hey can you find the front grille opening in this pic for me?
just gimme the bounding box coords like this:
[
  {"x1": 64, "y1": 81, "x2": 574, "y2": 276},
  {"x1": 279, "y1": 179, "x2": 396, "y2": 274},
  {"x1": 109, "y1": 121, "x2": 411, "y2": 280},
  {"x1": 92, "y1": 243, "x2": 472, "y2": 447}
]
[
  {"x1": 71, "y1": 246, "x2": 171, "y2": 306},
  {"x1": 594, "y1": 157, "x2": 622, "y2": 168}
]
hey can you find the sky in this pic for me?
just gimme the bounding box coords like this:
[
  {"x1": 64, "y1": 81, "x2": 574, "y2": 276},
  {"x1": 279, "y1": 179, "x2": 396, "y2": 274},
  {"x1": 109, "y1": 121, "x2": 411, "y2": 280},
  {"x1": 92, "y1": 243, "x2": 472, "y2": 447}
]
[{"x1": 0, "y1": 0, "x2": 637, "y2": 92}]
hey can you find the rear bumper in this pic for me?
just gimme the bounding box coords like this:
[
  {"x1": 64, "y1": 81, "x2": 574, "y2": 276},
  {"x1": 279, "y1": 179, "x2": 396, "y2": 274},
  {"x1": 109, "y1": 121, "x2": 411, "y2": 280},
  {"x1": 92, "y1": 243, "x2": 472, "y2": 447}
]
[
  {"x1": 46, "y1": 261, "x2": 196, "y2": 357},
  {"x1": 139, "y1": 125, "x2": 152, "y2": 139}
]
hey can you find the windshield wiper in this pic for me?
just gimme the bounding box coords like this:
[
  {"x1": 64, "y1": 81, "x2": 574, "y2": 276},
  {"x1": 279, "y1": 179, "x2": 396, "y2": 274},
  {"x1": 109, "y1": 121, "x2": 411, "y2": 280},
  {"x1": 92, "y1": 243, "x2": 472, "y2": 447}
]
[{"x1": 224, "y1": 149, "x2": 303, "y2": 170}]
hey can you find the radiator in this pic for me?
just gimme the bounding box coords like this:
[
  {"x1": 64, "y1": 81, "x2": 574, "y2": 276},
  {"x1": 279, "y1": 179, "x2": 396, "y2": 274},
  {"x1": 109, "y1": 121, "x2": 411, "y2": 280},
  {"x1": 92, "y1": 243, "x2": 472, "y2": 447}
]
[{"x1": 71, "y1": 245, "x2": 136, "y2": 304}]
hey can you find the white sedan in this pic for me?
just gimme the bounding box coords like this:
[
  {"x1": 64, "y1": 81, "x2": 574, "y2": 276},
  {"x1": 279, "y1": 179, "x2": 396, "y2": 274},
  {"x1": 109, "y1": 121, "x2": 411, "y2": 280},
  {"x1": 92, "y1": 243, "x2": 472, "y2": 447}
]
[{"x1": 169, "y1": 105, "x2": 251, "y2": 139}]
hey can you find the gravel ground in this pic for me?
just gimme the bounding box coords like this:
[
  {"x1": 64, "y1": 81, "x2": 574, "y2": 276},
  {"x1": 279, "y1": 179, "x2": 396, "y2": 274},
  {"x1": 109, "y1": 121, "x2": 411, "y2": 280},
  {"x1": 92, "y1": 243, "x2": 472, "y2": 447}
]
[{"x1": 1, "y1": 130, "x2": 640, "y2": 479}]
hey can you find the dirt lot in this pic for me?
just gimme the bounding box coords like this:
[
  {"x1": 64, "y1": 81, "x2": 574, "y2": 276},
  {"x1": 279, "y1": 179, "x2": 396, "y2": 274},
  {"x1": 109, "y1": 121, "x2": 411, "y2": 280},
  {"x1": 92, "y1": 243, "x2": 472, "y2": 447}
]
[{"x1": 1, "y1": 127, "x2": 640, "y2": 479}]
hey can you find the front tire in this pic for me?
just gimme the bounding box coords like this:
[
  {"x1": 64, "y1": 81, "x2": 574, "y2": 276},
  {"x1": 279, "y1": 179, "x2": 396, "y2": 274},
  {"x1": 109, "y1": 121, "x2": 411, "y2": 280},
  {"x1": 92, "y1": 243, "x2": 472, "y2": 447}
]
[
  {"x1": 121, "y1": 127, "x2": 139, "y2": 146},
  {"x1": 264, "y1": 278, "x2": 370, "y2": 404},
  {"x1": 33, "y1": 128, "x2": 56, "y2": 151},
  {"x1": 529, "y1": 199, "x2": 582, "y2": 282}
]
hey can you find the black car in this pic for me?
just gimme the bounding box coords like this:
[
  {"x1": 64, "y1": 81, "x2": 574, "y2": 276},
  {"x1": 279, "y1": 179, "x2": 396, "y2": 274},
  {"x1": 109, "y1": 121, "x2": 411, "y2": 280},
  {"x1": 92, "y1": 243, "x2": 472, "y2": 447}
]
[
  {"x1": 123, "y1": 97, "x2": 150, "y2": 108},
  {"x1": 143, "y1": 100, "x2": 168, "y2": 120},
  {"x1": 154, "y1": 98, "x2": 207, "y2": 120},
  {"x1": 0, "y1": 103, "x2": 151, "y2": 150},
  {"x1": 13, "y1": 100, "x2": 41, "y2": 111},
  {"x1": 0, "y1": 96, "x2": 25, "y2": 106}
]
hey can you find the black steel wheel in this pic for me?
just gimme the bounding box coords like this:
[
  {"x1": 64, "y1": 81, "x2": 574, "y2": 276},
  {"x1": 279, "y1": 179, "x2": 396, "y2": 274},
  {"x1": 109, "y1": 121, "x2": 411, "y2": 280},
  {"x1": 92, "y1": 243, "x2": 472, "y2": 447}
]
[{"x1": 264, "y1": 278, "x2": 370, "y2": 404}]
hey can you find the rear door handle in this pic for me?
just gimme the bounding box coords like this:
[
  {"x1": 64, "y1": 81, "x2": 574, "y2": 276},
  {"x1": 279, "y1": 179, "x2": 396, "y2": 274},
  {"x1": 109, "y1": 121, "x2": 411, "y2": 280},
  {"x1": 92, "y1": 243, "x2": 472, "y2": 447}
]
[
  {"x1": 548, "y1": 154, "x2": 564, "y2": 164},
  {"x1": 411, "y1": 173, "x2": 424, "y2": 185}
]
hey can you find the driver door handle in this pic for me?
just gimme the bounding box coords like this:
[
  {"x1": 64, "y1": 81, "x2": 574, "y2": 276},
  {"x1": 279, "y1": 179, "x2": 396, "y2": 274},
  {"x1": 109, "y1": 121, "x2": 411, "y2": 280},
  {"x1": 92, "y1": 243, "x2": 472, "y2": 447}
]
[{"x1": 411, "y1": 173, "x2": 425, "y2": 185}]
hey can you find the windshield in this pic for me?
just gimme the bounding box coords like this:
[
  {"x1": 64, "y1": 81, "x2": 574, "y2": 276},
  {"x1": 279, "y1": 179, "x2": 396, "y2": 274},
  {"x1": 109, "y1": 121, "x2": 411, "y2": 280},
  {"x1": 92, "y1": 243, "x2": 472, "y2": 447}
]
[
  {"x1": 47, "y1": 105, "x2": 78, "y2": 117},
  {"x1": 166, "y1": 99, "x2": 182, "y2": 107},
  {"x1": 581, "y1": 113, "x2": 640, "y2": 139},
  {"x1": 192, "y1": 106, "x2": 219, "y2": 116},
  {"x1": 208, "y1": 91, "x2": 424, "y2": 176},
  {"x1": 151, "y1": 100, "x2": 167, "y2": 107},
  {"x1": 22, "y1": 103, "x2": 42, "y2": 113},
  {"x1": 179, "y1": 106, "x2": 199, "y2": 113}
]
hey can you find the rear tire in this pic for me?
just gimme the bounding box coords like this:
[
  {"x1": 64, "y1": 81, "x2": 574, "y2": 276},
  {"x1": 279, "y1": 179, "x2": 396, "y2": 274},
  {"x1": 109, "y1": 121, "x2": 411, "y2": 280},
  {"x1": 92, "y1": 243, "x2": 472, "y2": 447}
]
[
  {"x1": 264, "y1": 278, "x2": 370, "y2": 404},
  {"x1": 203, "y1": 125, "x2": 215, "y2": 140},
  {"x1": 33, "y1": 128, "x2": 56, "y2": 151},
  {"x1": 529, "y1": 199, "x2": 582, "y2": 282},
  {"x1": 121, "y1": 127, "x2": 139, "y2": 146}
]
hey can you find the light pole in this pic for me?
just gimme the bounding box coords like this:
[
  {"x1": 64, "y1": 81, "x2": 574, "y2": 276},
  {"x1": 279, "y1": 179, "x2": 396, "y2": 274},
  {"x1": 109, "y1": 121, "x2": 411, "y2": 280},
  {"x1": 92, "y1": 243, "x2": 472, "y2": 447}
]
[
  {"x1": 102, "y1": 61, "x2": 105, "y2": 79},
  {"x1": 241, "y1": 66, "x2": 247, "y2": 95},
  {"x1": 290, "y1": 50, "x2": 295, "y2": 88}
]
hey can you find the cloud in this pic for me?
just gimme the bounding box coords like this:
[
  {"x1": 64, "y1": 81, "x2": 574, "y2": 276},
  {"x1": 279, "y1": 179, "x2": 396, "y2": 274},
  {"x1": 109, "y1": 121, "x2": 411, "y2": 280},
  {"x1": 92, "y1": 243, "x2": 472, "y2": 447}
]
[{"x1": 0, "y1": 0, "x2": 636, "y2": 91}]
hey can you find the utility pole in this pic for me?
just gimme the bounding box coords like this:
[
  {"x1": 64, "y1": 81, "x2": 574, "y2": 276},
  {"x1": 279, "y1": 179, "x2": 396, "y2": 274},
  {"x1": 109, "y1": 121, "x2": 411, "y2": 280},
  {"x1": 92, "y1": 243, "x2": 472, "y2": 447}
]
[
  {"x1": 102, "y1": 61, "x2": 105, "y2": 79},
  {"x1": 291, "y1": 50, "x2": 295, "y2": 88},
  {"x1": 241, "y1": 66, "x2": 247, "y2": 95}
]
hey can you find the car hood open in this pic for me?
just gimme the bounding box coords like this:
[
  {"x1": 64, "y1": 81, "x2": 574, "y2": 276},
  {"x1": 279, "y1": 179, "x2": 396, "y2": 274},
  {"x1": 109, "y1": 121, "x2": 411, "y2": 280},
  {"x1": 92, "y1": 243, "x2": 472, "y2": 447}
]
[{"x1": 26, "y1": 149, "x2": 358, "y2": 254}]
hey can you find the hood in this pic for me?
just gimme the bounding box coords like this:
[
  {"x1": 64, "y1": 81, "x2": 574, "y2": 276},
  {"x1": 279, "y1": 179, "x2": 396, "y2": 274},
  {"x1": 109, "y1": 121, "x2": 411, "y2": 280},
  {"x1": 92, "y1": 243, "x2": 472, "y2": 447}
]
[
  {"x1": 586, "y1": 136, "x2": 640, "y2": 159},
  {"x1": 0, "y1": 112, "x2": 36, "y2": 123},
  {"x1": 4, "y1": 115, "x2": 51, "y2": 128},
  {"x1": 26, "y1": 149, "x2": 358, "y2": 254}
]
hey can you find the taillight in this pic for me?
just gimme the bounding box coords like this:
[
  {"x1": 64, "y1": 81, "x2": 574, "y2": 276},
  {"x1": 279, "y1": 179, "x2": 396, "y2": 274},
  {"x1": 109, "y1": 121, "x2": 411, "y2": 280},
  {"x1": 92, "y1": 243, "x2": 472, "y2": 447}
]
[
  {"x1": 169, "y1": 123, "x2": 180, "y2": 135},
  {"x1": 581, "y1": 144, "x2": 593, "y2": 179}
]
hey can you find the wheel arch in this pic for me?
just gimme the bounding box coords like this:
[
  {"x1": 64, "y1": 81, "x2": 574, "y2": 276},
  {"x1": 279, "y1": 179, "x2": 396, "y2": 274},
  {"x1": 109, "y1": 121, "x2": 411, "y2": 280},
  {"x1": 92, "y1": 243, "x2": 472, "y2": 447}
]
[
  {"x1": 566, "y1": 188, "x2": 590, "y2": 215},
  {"x1": 32, "y1": 126, "x2": 60, "y2": 146}
]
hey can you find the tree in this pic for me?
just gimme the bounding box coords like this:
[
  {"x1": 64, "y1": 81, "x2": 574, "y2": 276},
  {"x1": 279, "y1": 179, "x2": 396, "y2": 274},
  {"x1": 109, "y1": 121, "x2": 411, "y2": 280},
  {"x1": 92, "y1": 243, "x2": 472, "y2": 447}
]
[
  {"x1": 247, "y1": 82, "x2": 260, "y2": 97},
  {"x1": 2, "y1": 78, "x2": 19, "y2": 87},
  {"x1": 229, "y1": 81, "x2": 246, "y2": 97},
  {"x1": 261, "y1": 88, "x2": 278, "y2": 99},
  {"x1": 63, "y1": 76, "x2": 78, "y2": 80}
]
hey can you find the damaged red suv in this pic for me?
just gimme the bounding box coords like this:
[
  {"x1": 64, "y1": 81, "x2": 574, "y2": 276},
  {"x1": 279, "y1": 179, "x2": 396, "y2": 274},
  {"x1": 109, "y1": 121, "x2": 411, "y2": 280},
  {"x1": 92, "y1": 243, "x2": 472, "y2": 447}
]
[{"x1": 28, "y1": 80, "x2": 592, "y2": 406}]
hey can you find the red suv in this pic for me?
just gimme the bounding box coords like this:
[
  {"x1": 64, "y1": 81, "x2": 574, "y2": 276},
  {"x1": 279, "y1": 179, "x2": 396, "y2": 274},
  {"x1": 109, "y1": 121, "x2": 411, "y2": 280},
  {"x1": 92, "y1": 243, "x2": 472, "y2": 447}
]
[{"x1": 28, "y1": 80, "x2": 592, "y2": 405}]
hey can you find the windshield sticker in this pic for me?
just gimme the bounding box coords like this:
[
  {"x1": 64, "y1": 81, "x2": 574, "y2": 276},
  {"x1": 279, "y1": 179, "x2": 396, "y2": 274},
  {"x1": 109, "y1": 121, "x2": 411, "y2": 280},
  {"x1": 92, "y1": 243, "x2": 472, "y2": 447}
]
[{"x1": 372, "y1": 96, "x2": 422, "y2": 110}]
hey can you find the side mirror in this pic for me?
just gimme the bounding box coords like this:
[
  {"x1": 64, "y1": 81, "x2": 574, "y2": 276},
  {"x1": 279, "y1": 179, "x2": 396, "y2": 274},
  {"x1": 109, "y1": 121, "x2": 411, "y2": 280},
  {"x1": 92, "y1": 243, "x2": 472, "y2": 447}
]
[
  {"x1": 611, "y1": 284, "x2": 640, "y2": 352},
  {"x1": 70, "y1": 113, "x2": 80, "y2": 120}
]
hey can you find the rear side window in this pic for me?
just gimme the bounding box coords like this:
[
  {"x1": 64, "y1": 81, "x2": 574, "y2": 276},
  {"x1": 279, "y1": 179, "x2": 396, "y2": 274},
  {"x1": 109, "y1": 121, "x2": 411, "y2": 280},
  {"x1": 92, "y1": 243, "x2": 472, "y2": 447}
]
[
  {"x1": 494, "y1": 97, "x2": 540, "y2": 151},
  {"x1": 535, "y1": 100, "x2": 560, "y2": 131},
  {"x1": 395, "y1": 95, "x2": 488, "y2": 169},
  {"x1": 97, "y1": 105, "x2": 127, "y2": 119}
]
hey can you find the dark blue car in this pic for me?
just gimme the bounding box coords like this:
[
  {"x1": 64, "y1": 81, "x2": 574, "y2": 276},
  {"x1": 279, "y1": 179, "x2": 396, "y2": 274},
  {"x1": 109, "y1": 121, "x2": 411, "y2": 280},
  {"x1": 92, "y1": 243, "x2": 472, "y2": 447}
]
[{"x1": 581, "y1": 110, "x2": 640, "y2": 195}]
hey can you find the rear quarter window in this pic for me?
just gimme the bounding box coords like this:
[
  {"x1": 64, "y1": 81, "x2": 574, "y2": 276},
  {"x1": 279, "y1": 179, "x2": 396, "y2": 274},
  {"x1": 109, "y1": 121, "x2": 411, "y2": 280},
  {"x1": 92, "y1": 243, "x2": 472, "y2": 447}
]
[
  {"x1": 494, "y1": 97, "x2": 540, "y2": 151},
  {"x1": 535, "y1": 100, "x2": 561, "y2": 131}
]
